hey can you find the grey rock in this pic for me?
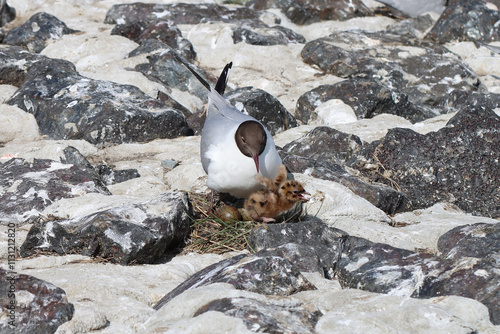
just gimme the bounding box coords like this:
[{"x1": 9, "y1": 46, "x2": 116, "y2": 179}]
[
  {"x1": 96, "y1": 165, "x2": 141, "y2": 185},
  {"x1": 282, "y1": 154, "x2": 407, "y2": 214},
  {"x1": 282, "y1": 126, "x2": 363, "y2": 164},
  {"x1": 426, "y1": 0, "x2": 500, "y2": 43},
  {"x1": 0, "y1": 268, "x2": 74, "y2": 334},
  {"x1": 194, "y1": 296, "x2": 322, "y2": 334},
  {"x1": 5, "y1": 48, "x2": 190, "y2": 146},
  {"x1": 104, "y1": 3, "x2": 259, "y2": 26},
  {"x1": 376, "y1": 0, "x2": 446, "y2": 18},
  {"x1": 0, "y1": 154, "x2": 110, "y2": 225},
  {"x1": 20, "y1": 191, "x2": 192, "y2": 265},
  {"x1": 248, "y1": 221, "x2": 346, "y2": 278},
  {"x1": 0, "y1": 46, "x2": 76, "y2": 87},
  {"x1": 112, "y1": 20, "x2": 196, "y2": 62},
  {"x1": 226, "y1": 87, "x2": 299, "y2": 135},
  {"x1": 349, "y1": 106, "x2": 500, "y2": 217},
  {"x1": 247, "y1": 0, "x2": 373, "y2": 24},
  {"x1": 438, "y1": 223, "x2": 500, "y2": 260},
  {"x1": 418, "y1": 256, "x2": 500, "y2": 325},
  {"x1": 301, "y1": 30, "x2": 481, "y2": 117},
  {"x1": 232, "y1": 20, "x2": 305, "y2": 45},
  {"x1": 154, "y1": 251, "x2": 316, "y2": 310},
  {"x1": 3, "y1": 12, "x2": 78, "y2": 53},
  {"x1": 336, "y1": 236, "x2": 447, "y2": 295},
  {"x1": 295, "y1": 79, "x2": 434, "y2": 124},
  {"x1": 132, "y1": 47, "x2": 215, "y2": 106}
]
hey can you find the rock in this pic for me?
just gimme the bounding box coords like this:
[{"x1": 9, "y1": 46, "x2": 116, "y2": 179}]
[
  {"x1": 375, "y1": 0, "x2": 446, "y2": 18},
  {"x1": 350, "y1": 106, "x2": 500, "y2": 217},
  {"x1": 418, "y1": 257, "x2": 500, "y2": 325},
  {"x1": 0, "y1": 0, "x2": 15, "y2": 28},
  {"x1": 336, "y1": 236, "x2": 447, "y2": 296},
  {"x1": 248, "y1": 0, "x2": 373, "y2": 24},
  {"x1": 3, "y1": 12, "x2": 79, "y2": 53},
  {"x1": 248, "y1": 221, "x2": 346, "y2": 278},
  {"x1": 104, "y1": 3, "x2": 259, "y2": 26},
  {"x1": 232, "y1": 20, "x2": 306, "y2": 45},
  {"x1": 0, "y1": 46, "x2": 76, "y2": 87},
  {"x1": 282, "y1": 126, "x2": 363, "y2": 164},
  {"x1": 112, "y1": 20, "x2": 196, "y2": 62},
  {"x1": 5, "y1": 48, "x2": 190, "y2": 146},
  {"x1": 426, "y1": 0, "x2": 500, "y2": 43},
  {"x1": 295, "y1": 79, "x2": 433, "y2": 124},
  {"x1": 301, "y1": 30, "x2": 481, "y2": 118},
  {"x1": 154, "y1": 251, "x2": 316, "y2": 310},
  {"x1": 226, "y1": 87, "x2": 299, "y2": 135},
  {"x1": 282, "y1": 154, "x2": 407, "y2": 214},
  {"x1": 336, "y1": 231, "x2": 500, "y2": 324},
  {"x1": 385, "y1": 13, "x2": 437, "y2": 38},
  {"x1": 20, "y1": 191, "x2": 192, "y2": 265},
  {"x1": 194, "y1": 296, "x2": 322, "y2": 334},
  {"x1": 438, "y1": 222, "x2": 500, "y2": 260},
  {"x1": 0, "y1": 154, "x2": 110, "y2": 224},
  {"x1": 132, "y1": 46, "x2": 214, "y2": 106},
  {"x1": 0, "y1": 268, "x2": 74, "y2": 333},
  {"x1": 96, "y1": 164, "x2": 141, "y2": 185}
]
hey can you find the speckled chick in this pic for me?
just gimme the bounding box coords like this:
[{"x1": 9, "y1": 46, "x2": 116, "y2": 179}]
[{"x1": 244, "y1": 164, "x2": 309, "y2": 222}]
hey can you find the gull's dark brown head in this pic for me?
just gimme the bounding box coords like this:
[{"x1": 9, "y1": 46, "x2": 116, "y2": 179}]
[{"x1": 235, "y1": 120, "x2": 267, "y2": 172}]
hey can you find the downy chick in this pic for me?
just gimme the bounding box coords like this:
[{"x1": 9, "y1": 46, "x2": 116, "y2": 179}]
[{"x1": 244, "y1": 164, "x2": 310, "y2": 222}]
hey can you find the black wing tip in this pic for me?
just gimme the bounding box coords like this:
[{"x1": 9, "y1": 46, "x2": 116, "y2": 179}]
[{"x1": 214, "y1": 62, "x2": 233, "y2": 95}]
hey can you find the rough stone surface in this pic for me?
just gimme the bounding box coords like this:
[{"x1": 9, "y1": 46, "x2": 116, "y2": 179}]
[
  {"x1": 301, "y1": 30, "x2": 482, "y2": 118},
  {"x1": 232, "y1": 20, "x2": 306, "y2": 45},
  {"x1": 0, "y1": 153, "x2": 110, "y2": 224},
  {"x1": 20, "y1": 191, "x2": 192, "y2": 265},
  {"x1": 3, "y1": 12, "x2": 78, "y2": 53},
  {"x1": 283, "y1": 126, "x2": 362, "y2": 164},
  {"x1": 438, "y1": 222, "x2": 500, "y2": 260},
  {"x1": 248, "y1": 0, "x2": 373, "y2": 24},
  {"x1": 104, "y1": 3, "x2": 259, "y2": 26},
  {"x1": 248, "y1": 221, "x2": 345, "y2": 278},
  {"x1": 0, "y1": 268, "x2": 74, "y2": 334},
  {"x1": 112, "y1": 20, "x2": 196, "y2": 62},
  {"x1": 426, "y1": 0, "x2": 500, "y2": 43},
  {"x1": 132, "y1": 46, "x2": 215, "y2": 106},
  {"x1": 4, "y1": 48, "x2": 190, "y2": 146},
  {"x1": 226, "y1": 87, "x2": 299, "y2": 135},
  {"x1": 154, "y1": 251, "x2": 316, "y2": 310},
  {"x1": 282, "y1": 154, "x2": 407, "y2": 214},
  {"x1": 295, "y1": 78, "x2": 432, "y2": 124},
  {"x1": 194, "y1": 296, "x2": 322, "y2": 334},
  {"x1": 349, "y1": 106, "x2": 500, "y2": 218}
]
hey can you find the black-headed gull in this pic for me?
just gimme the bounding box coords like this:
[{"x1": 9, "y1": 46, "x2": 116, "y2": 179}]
[{"x1": 176, "y1": 56, "x2": 282, "y2": 198}]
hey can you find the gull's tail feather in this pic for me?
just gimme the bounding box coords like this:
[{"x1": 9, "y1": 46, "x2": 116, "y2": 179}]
[{"x1": 215, "y1": 62, "x2": 232, "y2": 95}]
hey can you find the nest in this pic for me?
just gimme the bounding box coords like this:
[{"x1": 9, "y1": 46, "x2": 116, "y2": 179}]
[{"x1": 183, "y1": 192, "x2": 259, "y2": 254}]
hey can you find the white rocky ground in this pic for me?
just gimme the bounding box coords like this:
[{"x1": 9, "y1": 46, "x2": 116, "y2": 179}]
[{"x1": 1, "y1": 0, "x2": 499, "y2": 333}]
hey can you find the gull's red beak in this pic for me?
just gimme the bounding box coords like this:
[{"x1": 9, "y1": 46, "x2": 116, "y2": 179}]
[{"x1": 253, "y1": 154, "x2": 260, "y2": 173}]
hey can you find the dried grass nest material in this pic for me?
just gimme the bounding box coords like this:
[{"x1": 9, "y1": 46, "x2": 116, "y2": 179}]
[{"x1": 184, "y1": 192, "x2": 306, "y2": 255}]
